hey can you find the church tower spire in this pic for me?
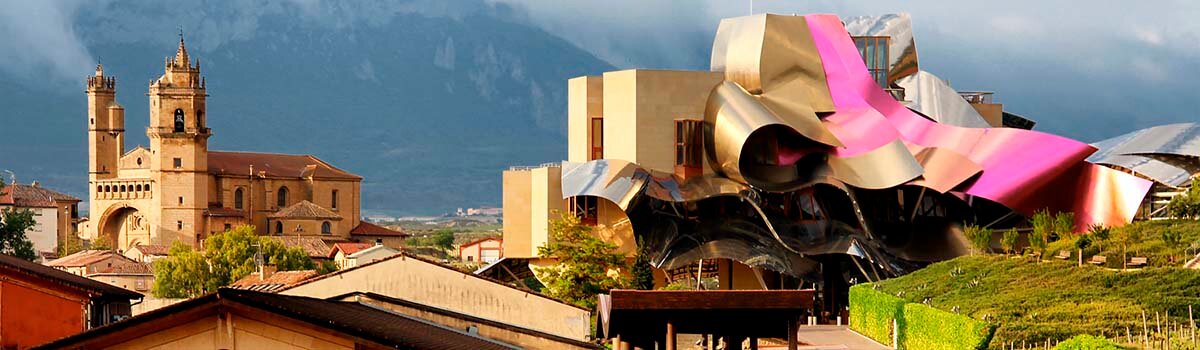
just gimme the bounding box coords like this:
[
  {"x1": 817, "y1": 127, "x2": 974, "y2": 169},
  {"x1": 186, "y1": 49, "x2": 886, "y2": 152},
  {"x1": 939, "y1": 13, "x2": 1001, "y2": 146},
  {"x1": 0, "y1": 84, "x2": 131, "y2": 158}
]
[{"x1": 173, "y1": 30, "x2": 190, "y2": 68}]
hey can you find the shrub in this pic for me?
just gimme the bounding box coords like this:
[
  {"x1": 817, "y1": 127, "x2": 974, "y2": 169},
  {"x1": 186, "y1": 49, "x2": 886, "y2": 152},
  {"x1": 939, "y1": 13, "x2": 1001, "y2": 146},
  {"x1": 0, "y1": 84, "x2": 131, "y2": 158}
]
[
  {"x1": 1001, "y1": 229, "x2": 1020, "y2": 255},
  {"x1": 899, "y1": 303, "x2": 996, "y2": 350},
  {"x1": 1053, "y1": 212, "x2": 1075, "y2": 240},
  {"x1": 1053, "y1": 334, "x2": 1124, "y2": 350},
  {"x1": 1030, "y1": 210, "x2": 1052, "y2": 255},
  {"x1": 963, "y1": 224, "x2": 993, "y2": 255},
  {"x1": 849, "y1": 284, "x2": 906, "y2": 346}
]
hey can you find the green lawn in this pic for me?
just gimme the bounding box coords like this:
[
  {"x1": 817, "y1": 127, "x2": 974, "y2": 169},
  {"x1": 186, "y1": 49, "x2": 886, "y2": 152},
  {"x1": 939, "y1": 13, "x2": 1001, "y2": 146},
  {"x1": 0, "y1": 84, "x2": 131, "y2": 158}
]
[{"x1": 873, "y1": 255, "x2": 1200, "y2": 347}]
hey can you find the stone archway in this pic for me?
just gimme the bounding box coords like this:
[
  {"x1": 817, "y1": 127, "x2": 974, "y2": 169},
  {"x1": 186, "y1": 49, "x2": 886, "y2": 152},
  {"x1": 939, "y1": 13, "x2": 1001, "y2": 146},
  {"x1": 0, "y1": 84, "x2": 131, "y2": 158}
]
[{"x1": 98, "y1": 204, "x2": 149, "y2": 252}]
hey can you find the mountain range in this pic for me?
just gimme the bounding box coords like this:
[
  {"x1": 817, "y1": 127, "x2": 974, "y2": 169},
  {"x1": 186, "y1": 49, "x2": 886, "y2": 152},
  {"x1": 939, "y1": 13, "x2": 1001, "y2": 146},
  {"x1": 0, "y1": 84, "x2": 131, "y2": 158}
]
[{"x1": 0, "y1": 1, "x2": 614, "y2": 216}]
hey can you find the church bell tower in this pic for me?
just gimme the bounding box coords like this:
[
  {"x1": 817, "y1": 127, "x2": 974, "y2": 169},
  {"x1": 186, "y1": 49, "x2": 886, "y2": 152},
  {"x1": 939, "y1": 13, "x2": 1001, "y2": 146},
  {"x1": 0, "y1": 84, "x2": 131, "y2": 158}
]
[
  {"x1": 147, "y1": 34, "x2": 210, "y2": 245},
  {"x1": 87, "y1": 64, "x2": 125, "y2": 182}
]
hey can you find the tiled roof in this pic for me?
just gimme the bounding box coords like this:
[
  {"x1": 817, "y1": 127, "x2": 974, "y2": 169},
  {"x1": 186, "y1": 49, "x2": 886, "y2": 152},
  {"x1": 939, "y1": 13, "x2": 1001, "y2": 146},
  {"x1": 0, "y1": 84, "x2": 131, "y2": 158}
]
[
  {"x1": 0, "y1": 253, "x2": 140, "y2": 299},
  {"x1": 35, "y1": 288, "x2": 519, "y2": 350},
  {"x1": 459, "y1": 236, "x2": 502, "y2": 248},
  {"x1": 265, "y1": 236, "x2": 332, "y2": 259},
  {"x1": 229, "y1": 270, "x2": 318, "y2": 293},
  {"x1": 329, "y1": 242, "x2": 373, "y2": 258},
  {"x1": 208, "y1": 151, "x2": 361, "y2": 180},
  {"x1": 88, "y1": 261, "x2": 153, "y2": 276},
  {"x1": 269, "y1": 200, "x2": 341, "y2": 220},
  {"x1": 0, "y1": 184, "x2": 80, "y2": 208},
  {"x1": 47, "y1": 250, "x2": 118, "y2": 268},
  {"x1": 349, "y1": 221, "x2": 409, "y2": 237},
  {"x1": 130, "y1": 244, "x2": 170, "y2": 256},
  {"x1": 205, "y1": 207, "x2": 245, "y2": 217}
]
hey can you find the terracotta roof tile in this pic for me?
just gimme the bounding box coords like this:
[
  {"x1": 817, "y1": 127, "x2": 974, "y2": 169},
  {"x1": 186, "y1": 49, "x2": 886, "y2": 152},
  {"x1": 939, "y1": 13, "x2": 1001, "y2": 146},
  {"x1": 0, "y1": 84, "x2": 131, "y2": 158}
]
[
  {"x1": 265, "y1": 236, "x2": 331, "y2": 259},
  {"x1": 0, "y1": 253, "x2": 140, "y2": 299},
  {"x1": 329, "y1": 242, "x2": 374, "y2": 258},
  {"x1": 205, "y1": 207, "x2": 245, "y2": 218},
  {"x1": 88, "y1": 261, "x2": 153, "y2": 275},
  {"x1": 349, "y1": 221, "x2": 408, "y2": 237},
  {"x1": 208, "y1": 151, "x2": 361, "y2": 180},
  {"x1": 130, "y1": 244, "x2": 170, "y2": 256},
  {"x1": 47, "y1": 250, "x2": 117, "y2": 267},
  {"x1": 229, "y1": 270, "x2": 319, "y2": 293},
  {"x1": 0, "y1": 184, "x2": 80, "y2": 208},
  {"x1": 36, "y1": 288, "x2": 518, "y2": 350},
  {"x1": 270, "y1": 200, "x2": 341, "y2": 220}
]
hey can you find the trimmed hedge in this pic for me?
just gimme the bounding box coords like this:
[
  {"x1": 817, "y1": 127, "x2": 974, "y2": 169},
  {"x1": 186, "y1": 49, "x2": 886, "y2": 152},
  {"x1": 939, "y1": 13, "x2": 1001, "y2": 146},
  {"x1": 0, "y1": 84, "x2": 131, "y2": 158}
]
[
  {"x1": 850, "y1": 284, "x2": 996, "y2": 350},
  {"x1": 849, "y1": 284, "x2": 906, "y2": 346},
  {"x1": 900, "y1": 303, "x2": 996, "y2": 350}
]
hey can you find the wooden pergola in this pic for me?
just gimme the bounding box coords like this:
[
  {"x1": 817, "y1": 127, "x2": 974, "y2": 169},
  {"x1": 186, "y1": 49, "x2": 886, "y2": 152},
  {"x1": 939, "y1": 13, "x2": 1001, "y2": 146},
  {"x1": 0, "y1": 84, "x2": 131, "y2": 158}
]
[{"x1": 598, "y1": 289, "x2": 816, "y2": 350}]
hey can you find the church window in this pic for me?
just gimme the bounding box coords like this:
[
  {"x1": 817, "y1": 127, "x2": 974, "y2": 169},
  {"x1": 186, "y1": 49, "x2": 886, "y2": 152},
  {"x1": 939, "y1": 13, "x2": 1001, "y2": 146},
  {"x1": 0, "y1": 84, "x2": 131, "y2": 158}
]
[
  {"x1": 173, "y1": 158, "x2": 182, "y2": 169},
  {"x1": 331, "y1": 190, "x2": 338, "y2": 209},
  {"x1": 119, "y1": 185, "x2": 126, "y2": 192},
  {"x1": 136, "y1": 158, "x2": 142, "y2": 166},
  {"x1": 96, "y1": 185, "x2": 101, "y2": 193},
  {"x1": 177, "y1": 221, "x2": 183, "y2": 230},
  {"x1": 321, "y1": 221, "x2": 332, "y2": 235},
  {"x1": 173, "y1": 108, "x2": 185, "y2": 132},
  {"x1": 90, "y1": 118, "x2": 94, "y2": 125},
  {"x1": 179, "y1": 196, "x2": 184, "y2": 205},
  {"x1": 275, "y1": 221, "x2": 283, "y2": 234},
  {"x1": 103, "y1": 185, "x2": 110, "y2": 192},
  {"x1": 197, "y1": 110, "x2": 204, "y2": 128},
  {"x1": 234, "y1": 188, "x2": 244, "y2": 209},
  {"x1": 135, "y1": 184, "x2": 142, "y2": 192},
  {"x1": 277, "y1": 187, "x2": 289, "y2": 208}
]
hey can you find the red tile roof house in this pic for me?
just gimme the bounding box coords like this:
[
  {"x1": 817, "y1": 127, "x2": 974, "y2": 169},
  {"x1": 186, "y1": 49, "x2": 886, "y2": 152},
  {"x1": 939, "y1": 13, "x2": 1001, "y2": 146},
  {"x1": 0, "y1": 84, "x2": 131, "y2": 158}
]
[
  {"x1": 459, "y1": 237, "x2": 503, "y2": 264},
  {"x1": 0, "y1": 182, "x2": 82, "y2": 260},
  {"x1": 0, "y1": 253, "x2": 140, "y2": 349}
]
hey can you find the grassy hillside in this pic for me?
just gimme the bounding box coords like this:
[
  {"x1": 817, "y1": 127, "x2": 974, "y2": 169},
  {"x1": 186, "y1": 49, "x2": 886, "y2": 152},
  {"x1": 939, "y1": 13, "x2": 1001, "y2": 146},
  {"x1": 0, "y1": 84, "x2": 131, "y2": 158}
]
[
  {"x1": 873, "y1": 255, "x2": 1200, "y2": 347},
  {"x1": 1045, "y1": 220, "x2": 1200, "y2": 268}
]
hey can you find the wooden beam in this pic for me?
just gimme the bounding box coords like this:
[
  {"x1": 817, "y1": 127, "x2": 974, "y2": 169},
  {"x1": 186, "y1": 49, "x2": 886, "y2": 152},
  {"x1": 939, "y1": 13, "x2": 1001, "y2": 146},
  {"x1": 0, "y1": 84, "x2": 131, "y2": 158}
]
[
  {"x1": 665, "y1": 320, "x2": 676, "y2": 350},
  {"x1": 787, "y1": 317, "x2": 799, "y2": 350}
]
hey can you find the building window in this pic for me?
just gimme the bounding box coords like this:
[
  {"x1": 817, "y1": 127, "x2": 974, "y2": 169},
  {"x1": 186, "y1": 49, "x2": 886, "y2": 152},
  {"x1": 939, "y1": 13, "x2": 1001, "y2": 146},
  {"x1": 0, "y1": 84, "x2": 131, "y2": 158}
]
[
  {"x1": 177, "y1": 221, "x2": 183, "y2": 230},
  {"x1": 331, "y1": 190, "x2": 338, "y2": 209},
  {"x1": 569, "y1": 196, "x2": 598, "y2": 225},
  {"x1": 234, "y1": 188, "x2": 244, "y2": 210},
  {"x1": 178, "y1": 196, "x2": 184, "y2": 205},
  {"x1": 852, "y1": 36, "x2": 890, "y2": 89},
  {"x1": 96, "y1": 185, "x2": 102, "y2": 193},
  {"x1": 275, "y1": 221, "x2": 283, "y2": 234},
  {"x1": 674, "y1": 119, "x2": 703, "y2": 171},
  {"x1": 321, "y1": 221, "x2": 332, "y2": 235},
  {"x1": 197, "y1": 109, "x2": 204, "y2": 128},
  {"x1": 224, "y1": 223, "x2": 231, "y2": 231},
  {"x1": 590, "y1": 117, "x2": 604, "y2": 160},
  {"x1": 173, "y1": 158, "x2": 182, "y2": 169},
  {"x1": 119, "y1": 185, "x2": 126, "y2": 192},
  {"x1": 277, "y1": 187, "x2": 289, "y2": 208},
  {"x1": 135, "y1": 184, "x2": 142, "y2": 192},
  {"x1": 173, "y1": 108, "x2": 186, "y2": 132}
]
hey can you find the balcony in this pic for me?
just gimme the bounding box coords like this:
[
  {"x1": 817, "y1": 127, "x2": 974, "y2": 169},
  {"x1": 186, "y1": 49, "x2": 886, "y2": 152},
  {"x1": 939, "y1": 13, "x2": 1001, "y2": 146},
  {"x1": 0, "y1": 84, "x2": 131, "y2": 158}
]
[{"x1": 958, "y1": 91, "x2": 995, "y2": 104}]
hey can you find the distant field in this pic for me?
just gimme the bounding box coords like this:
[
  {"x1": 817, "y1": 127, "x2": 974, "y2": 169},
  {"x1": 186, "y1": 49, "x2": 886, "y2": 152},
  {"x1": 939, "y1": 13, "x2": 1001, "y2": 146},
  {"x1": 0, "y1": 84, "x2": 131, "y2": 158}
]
[{"x1": 873, "y1": 255, "x2": 1200, "y2": 347}]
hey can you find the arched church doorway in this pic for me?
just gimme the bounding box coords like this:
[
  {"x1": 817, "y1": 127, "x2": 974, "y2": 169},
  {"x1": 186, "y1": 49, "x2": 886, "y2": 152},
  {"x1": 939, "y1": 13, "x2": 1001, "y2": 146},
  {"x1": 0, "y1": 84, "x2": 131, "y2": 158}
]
[{"x1": 99, "y1": 206, "x2": 150, "y2": 251}]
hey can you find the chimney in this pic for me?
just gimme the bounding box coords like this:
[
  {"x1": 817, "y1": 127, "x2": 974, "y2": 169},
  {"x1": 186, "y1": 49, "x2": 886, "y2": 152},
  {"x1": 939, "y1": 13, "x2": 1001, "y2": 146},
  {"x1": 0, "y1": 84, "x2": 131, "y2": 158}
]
[{"x1": 258, "y1": 264, "x2": 277, "y2": 281}]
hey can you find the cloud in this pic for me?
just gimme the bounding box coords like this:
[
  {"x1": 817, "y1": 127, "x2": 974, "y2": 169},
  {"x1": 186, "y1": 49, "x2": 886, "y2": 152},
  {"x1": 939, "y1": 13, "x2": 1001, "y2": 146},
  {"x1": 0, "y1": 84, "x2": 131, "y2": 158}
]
[{"x1": 0, "y1": 1, "x2": 93, "y2": 86}]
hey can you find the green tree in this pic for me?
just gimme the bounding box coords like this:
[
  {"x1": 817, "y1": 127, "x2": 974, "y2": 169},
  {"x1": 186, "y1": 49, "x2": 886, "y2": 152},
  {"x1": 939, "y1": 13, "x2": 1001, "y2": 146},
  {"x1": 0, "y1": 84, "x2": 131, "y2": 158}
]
[
  {"x1": 0, "y1": 179, "x2": 36, "y2": 261},
  {"x1": 1114, "y1": 226, "x2": 1143, "y2": 270},
  {"x1": 57, "y1": 232, "x2": 85, "y2": 257},
  {"x1": 962, "y1": 224, "x2": 993, "y2": 255},
  {"x1": 431, "y1": 229, "x2": 456, "y2": 251},
  {"x1": 1000, "y1": 228, "x2": 1020, "y2": 256},
  {"x1": 1168, "y1": 178, "x2": 1200, "y2": 219},
  {"x1": 536, "y1": 212, "x2": 628, "y2": 309},
  {"x1": 631, "y1": 236, "x2": 655, "y2": 290},
  {"x1": 1029, "y1": 210, "x2": 1053, "y2": 260},
  {"x1": 1052, "y1": 212, "x2": 1076, "y2": 240},
  {"x1": 1074, "y1": 234, "x2": 1092, "y2": 266},
  {"x1": 90, "y1": 232, "x2": 114, "y2": 251},
  {"x1": 152, "y1": 225, "x2": 316, "y2": 298},
  {"x1": 1087, "y1": 224, "x2": 1110, "y2": 251}
]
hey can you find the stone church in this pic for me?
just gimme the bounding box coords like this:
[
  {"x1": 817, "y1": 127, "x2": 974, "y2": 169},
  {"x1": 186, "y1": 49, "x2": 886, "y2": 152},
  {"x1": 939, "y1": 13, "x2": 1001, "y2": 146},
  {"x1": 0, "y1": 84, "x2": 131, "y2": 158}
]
[{"x1": 86, "y1": 36, "x2": 401, "y2": 251}]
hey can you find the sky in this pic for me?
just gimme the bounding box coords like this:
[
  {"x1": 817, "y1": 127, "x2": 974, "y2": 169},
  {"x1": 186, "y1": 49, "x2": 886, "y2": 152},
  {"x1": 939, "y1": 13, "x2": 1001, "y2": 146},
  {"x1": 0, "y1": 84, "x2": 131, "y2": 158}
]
[{"x1": 2, "y1": 0, "x2": 1199, "y2": 141}]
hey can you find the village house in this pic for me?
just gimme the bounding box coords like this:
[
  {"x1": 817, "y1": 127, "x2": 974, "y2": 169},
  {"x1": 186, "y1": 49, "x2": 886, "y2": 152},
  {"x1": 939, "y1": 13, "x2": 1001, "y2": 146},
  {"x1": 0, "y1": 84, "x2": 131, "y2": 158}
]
[
  {"x1": 0, "y1": 253, "x2": 140, "y2": 349},
  {"x1": 0, "y1": 182, "x2": 81, "y2": 260}
]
